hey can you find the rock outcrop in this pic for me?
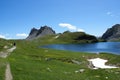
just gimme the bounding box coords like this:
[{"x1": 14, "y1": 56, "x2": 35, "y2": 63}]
[
  {"x1": 102, "y1": 24, "x2": 120, "y2": 41},
  {"x1": 26, "y1": 26, "x2": 56, "y2": 40}
]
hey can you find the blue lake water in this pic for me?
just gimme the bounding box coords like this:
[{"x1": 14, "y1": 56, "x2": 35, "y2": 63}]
[{"x1": 42, "y1": 42, "x2": 120, "y2": 55}]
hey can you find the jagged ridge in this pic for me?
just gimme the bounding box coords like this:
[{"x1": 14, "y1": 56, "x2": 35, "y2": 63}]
[{"x1": 26, "y1": 26, "x2": 56, "y2": 40}]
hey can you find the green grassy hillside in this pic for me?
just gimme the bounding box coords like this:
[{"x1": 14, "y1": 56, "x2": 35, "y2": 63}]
[
  {"x1": 0, "y1": 35, "x2": 120, "y2": 80},
  {"x1": 57, "y1": 31, "x2": 98, "y2": 43}
]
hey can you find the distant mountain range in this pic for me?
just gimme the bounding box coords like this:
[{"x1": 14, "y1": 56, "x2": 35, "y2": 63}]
[{"x1": 26, "y1": 24, "x2": 120, "y2": 41}]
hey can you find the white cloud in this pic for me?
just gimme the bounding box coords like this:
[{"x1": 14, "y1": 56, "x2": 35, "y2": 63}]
[
  {"x1": 0, "y1": 33, "x2": 28, "y2": 39},
  {"x1": 0, "y1": 34, "x2": 13, "y2": 39},
  {"x1": 16, "y1": 33, "x2": 28, "y2": 37},
  {"x1": 77, "y1": 28, "x2": 84, "y2": 32},
  {"x1": 59, "y1": 23, "x2": 84, "y2": 32},
  {"x1": 0, "y1": 34, "x2": 6, "y2": 39},
  {"x1": 59, "y1": 23, "x2": 76, "y2": 30}
]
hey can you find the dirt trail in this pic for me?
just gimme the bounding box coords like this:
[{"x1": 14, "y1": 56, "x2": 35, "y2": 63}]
[
  {"x1": 0, "y1": 46, "x2": 16, "y2": 58},
  {"x1": 0, "y1": 46, "x2": 16, "y2": 80},
  {"x1": 5, "y1": 63, "x2": 13, "y2": 80}
]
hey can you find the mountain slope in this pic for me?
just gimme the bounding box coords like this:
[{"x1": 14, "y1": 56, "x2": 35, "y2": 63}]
[{"x1": 102, "y1": 24, "x2": 120, "y2": 41}]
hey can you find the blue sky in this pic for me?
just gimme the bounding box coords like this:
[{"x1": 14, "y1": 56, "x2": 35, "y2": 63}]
[{"x1": 0, "y1": 0, "x2": 120, "y2": 39}]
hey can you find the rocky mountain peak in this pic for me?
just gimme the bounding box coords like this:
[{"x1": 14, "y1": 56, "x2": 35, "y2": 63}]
[
  {"x1": 26, "y1": 26, "x2": 56, "y2": 40},
  {"x1": 29, "y1": 28, "x2": 38, "y2": 35},
  {"x1": 102, "y1": 24, "x2": 120, "y2": 41}
]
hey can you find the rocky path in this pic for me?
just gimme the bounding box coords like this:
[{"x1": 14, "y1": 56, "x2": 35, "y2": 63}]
[
  {"x1": 0, "y1": 46, "x2": 16, "y2": 58},
  {"x1": 5, "y1": 63, "x2": 13, "y2": 80},
  {"x1": 0, "y1": 46, "x2": 16, "y2": 80}
]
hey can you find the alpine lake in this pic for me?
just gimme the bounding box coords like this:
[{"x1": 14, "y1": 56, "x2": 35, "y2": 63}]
[{"x1": 42, "y1": 42, "x2": 120, "y2": 55}]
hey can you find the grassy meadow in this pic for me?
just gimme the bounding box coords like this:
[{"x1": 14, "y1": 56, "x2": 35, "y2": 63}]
[{"x1": 0, "y1": 35, "x2": 120, "y2": 80}]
